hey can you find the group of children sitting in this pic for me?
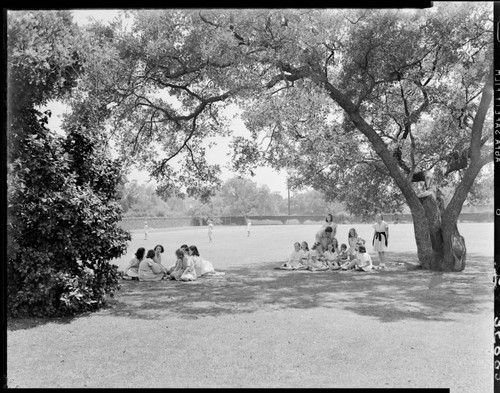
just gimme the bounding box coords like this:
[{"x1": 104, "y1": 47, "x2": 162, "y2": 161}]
[
  {"x1": 123, "y1": 244, "x2": 224, "y2": 282},
  {"x1": 277, "y1": 238, "x2": 373, "y2": 272}
]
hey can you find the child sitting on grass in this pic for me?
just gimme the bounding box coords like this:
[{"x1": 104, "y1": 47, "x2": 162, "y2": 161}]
[
  {"x1": 293, "y1": 241, "x2": 311, "y2": 270},
  {"x1": 352, "y1": 245, "x2": 373, "y2": 272},
  {"x1": 277, "y1": 242, "x2": 306, "y2": 270},
  {"x1": 169, "y1": 248, "x2": 197, "y2": 281},
  {"x1": 123, "y1": 247, "x2": 144, "y2": 280},
  {"x1": 138, "y1": 249, "x2": 166, "y2": 281},
  {"x1": 341, "y1": 242, "x2": 373, "y2": 272},
  {"x1": 307, "y1": 242, "x2": 329, "y2": 271},
  {"x1": 336, "y1": 244, "x2": 349, "y2": 266},
  {"x1": 324, "y1": 242, "x2": 340, "y2": 270}
]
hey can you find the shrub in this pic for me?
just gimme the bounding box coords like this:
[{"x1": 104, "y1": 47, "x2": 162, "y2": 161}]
[{"x1": 7, "y1": 127, "x2": 130, "y2": 317}]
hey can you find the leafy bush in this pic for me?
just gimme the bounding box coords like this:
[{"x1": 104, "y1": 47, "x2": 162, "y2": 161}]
[
  {"x1": 7, "y1": 11, "x2": 130, "y2": 317},
  {"x1": 7, "y1": 126, "x2": 130, "y2": 317}
]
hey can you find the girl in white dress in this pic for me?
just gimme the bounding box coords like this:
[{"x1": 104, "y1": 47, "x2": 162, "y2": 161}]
[
  {"x1": 295, "y1": 241, "x2": 311, "y2": 270},
  {"x1": 277, "y1": 242, "x2": 305, "y2": 270},
  {"x1": 372, "y1": 213, "x2": 389, "y2": 269},
  {"x1": 188, "y1": 245, "x2": 224, "y2": 277},
  {"x1": 324, "y1": 242, "x2": 340, "y2": 270},
  {"x1": 170, "y1": 248, "x2": 197, "y2": 281},
  {"x1": 207, "y1": 220, "x2": 214, "y2": 243}
]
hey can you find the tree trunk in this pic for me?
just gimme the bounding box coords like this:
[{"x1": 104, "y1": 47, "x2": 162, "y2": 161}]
[
  {"x1": 406, "y1": 202, "x2": 434, "y2": 270},
  {"x1": 418, "y1": 192, "x2": 466, "y2": 272}
]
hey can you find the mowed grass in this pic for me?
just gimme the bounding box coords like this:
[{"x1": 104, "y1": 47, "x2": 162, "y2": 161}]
[
  {"x1": 112, "y1": 222, "x2": 494, "y2": 272},
  {"x1": 7, "y1": 222, "x2": 494, "y2": 389}
]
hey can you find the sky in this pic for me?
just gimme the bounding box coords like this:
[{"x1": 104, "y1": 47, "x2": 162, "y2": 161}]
[{"x1": 69, "y1": 9, "x2": 290, "y2": 197}]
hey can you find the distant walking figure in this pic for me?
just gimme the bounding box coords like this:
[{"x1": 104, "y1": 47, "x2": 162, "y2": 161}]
[
  {"x1": 144, "y1": 221, "x2": 149, "y2": 240},
  {"x1": 207, "y1": 219, "x2": 214, "y2": 243},
  {"x1": 246, "y1": 219, "x2": 251, "y2": 237}
]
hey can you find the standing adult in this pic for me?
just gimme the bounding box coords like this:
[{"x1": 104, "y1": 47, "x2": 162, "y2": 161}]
[
  {"x1": 372, "y1": 213, "x2": 389, "y2": 269},
  {"x1": 315, "y1": 226, "x2": 337, "y2": 251},
  {"x1": 246, "y1": 218, "x2": 251, "y2": 237},
  {"x1": 144, "y1": 221, "x2": 149, "y2": 240}
]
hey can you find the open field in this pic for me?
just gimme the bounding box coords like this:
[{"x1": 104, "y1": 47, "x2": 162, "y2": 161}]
[
  {"x1": 7, "y1": 223, "x2": 494, "y2": 390},
  {"x1": 111, "y1": 222, "x2": 493, "y2": 271}
]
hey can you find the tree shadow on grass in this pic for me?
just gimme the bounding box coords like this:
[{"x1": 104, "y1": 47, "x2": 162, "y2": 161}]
[
  {"x1": 7, "y1": 251, "x2": 491, "y2": 330},
  {"x1": 102, "y1": 251, "x2": 492, "y2": 324}
]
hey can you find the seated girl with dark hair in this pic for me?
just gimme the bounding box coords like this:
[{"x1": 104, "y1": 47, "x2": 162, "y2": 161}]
[
  {"x1": 123, "y1": 247, "x2": 145, "y2": 280},
  {"x1": 138, "y1": 249, "x2": 166, "y2": 281},
  {"x1": 188, "y1": 245, "x2": 224, "y2": 277}
]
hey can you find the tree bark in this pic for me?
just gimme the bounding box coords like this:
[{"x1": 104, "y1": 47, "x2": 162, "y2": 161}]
[
  {"x1": 416, "y1": 168, "x2": 467, "y2": 272},
  {"x1": 418, "y1": 192, "x2": 466, "y2": 272}
]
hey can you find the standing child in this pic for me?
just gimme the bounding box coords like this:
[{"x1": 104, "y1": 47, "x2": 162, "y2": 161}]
[
  {"x1": 372, "y1": 213, "x2": 389, "y2": 269},
  {"x1": 347, "y1": 228, "x2": 359, "y2": 258},
  {"x1": 207, "y1": 219, "x2": 214, "y2": 243},
  {"x1": 144, "y1": 221, "x2": 149, "y2": 240},
  {"x1": 246, "y1": 218, "x2": 252, "y2": 237}
]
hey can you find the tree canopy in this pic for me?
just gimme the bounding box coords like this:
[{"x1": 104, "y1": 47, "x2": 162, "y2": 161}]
[{"x1": 74, "y1": 6, "x2": 492, "y2": 210}]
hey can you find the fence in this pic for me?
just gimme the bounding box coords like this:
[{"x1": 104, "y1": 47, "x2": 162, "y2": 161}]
[{"x1": 119, "y1": 212, "x2": 493, "y2": 231}]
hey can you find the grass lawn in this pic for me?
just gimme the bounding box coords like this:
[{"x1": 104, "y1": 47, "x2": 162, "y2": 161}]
[{"x1": 7, "y1": 223, "x2": 494, "y2": 390}]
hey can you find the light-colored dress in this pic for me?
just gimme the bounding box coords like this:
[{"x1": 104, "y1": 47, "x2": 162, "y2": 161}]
[
  {"x1": 170, "y1": 256, "x2": 197, "y2": 281},
  {"x1": 324, "y1": 250, "x2": 338, "y2": 266},
  {"x1": 300, "y1": 250, "x2": 310, "y2": 266},
  {"x1": 308, "y1": 249, "x2": 328, "y2": 269},
  {"x1": 192, "y1": 255, "x2": 216, "y2": 277},
  {"x1": 356, "y1": 253, "x2": 373, "y2": 271},
  {"x1": 153, "y1": 254, "x2": 167, "y2": 273},
  {"x1": 124, "y1": 257, "x2": 141, "y2": 278},
  {"x1": 138, "y1": 258, "x2": 165, "y2": 281},
  {"x1": 373, "y1": 221, "x2": 389, "y2": 252},
  {"x1": 347, "y1": 235, "x2": 359, "y2": 256},
  {"x1": 288, "y1": 250, "x2": 306, "y2": 268}
]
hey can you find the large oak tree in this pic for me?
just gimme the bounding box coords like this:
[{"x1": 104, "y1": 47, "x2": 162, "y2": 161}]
[{"x1": 78, "y1": 5, "x2": 492, "y2": 271}]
